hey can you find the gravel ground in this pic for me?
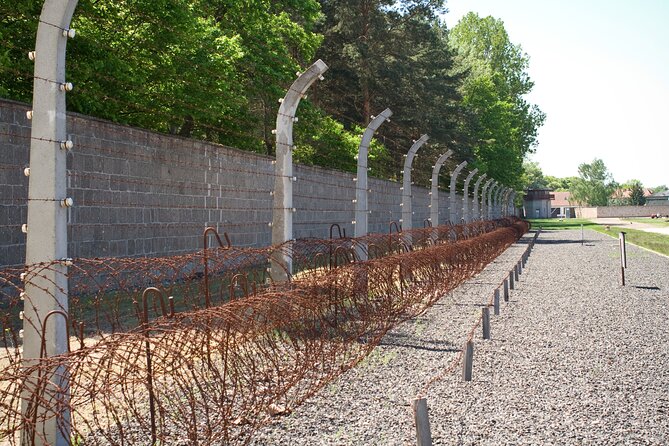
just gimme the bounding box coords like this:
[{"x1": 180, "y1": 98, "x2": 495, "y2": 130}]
[{"x1": 251, "y1": 228, "x2": 669, "y2": 445}]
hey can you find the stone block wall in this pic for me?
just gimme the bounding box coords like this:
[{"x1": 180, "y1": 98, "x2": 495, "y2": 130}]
[{"x1": 0, "y1": 98, "x2": 465, "y2": 267}]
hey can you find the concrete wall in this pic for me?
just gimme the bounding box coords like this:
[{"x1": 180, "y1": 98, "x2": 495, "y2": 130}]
[
  {"x1": 523, "y1": 199, "x2": 552, "y2": 219},
  {"x1": 0, "y1": 99, "x2": 464, "y2": 267},
  {"x1": 576, "y1": 206, "x2": 669, "y2": 219}
]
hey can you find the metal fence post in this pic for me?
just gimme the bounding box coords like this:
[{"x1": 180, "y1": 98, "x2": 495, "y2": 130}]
[
  {"x1": 472, "y1": 174, "x2": 487, "y2": 221},
  {"x1": 270, "y1": 60, "x2": 328, "y2": 282}
]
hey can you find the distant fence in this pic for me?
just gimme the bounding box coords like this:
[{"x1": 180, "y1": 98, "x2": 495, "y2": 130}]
[
  {"x1": 576, "y1": 205, "x2": 669, "y2": 219},
  {"x1": 0, "y1": 98, "x2": 463, "y2": 267}
]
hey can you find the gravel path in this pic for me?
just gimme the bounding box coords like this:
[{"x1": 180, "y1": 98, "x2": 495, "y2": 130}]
[{"x1": 251, "y1": 228, "x2": 669, "y2": 445}]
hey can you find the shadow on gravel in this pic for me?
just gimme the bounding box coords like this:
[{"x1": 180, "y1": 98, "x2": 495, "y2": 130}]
[
  {"x1": 534, "y1": 238, "x2": 594, "y2": 245},
  {"x1": 633, "y1": 285, "x2": 661, "y2": 291},
  {"x1": 380, "y1": 333, "x2": 459, "y2": 353}
]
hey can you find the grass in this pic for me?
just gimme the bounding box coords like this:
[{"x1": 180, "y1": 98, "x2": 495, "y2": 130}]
[
  {"x1": 622, "y1": 217, "x2": 669, "y2": 227},
  {"x1": 527, "y1": 218, "x2": 599, "y2": 230},
  {"x1": 527, "y1": 218, "x2": 669, "y2": 257}
]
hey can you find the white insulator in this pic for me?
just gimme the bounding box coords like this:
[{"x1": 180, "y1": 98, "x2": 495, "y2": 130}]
[
  {"x1": 19, "y1": 292, "x2": 26, "y2": 301},
  {"x1": 278, "y1": 98, "x2": 284, "y2": 103},
  {"x1": 26, "y1": 110, "x2": 33, "y2": 120},
  {"x1": 19, "y1": 330, "x2": 24, "y2": 339},
  {"x1": 19, "y1": 311, "x2": 24, "y2": 320},
  {"x1": 271, "y1": 129, "x2": 277, "y2": 135},
  {"x1": 23, "y1": 167, "x2": 30, "y2": 177},
  {"x1": 61, "y1": 197, "x2": 74, "y2": 208},
  {"x1": 59, "y1": 82, "x2": 74, "y2": 92},
  {"x1": 60, "y1": 140, "x2": 74, "y2": 150},
  {"x1": 62, "y1": 28, "x2": 76, "y2": 38},
  {"x1": 21, "y1": 224, "x2": 28, "y2": 234},
  {"x1": 28, "y1": 51, "x2": 36, "y2": 61}
]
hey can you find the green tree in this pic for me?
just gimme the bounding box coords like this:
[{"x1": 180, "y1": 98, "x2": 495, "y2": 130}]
[
  {"x1": 570, "y1": 158, "x2": 617, "y2": 206},
  {"x1": 449, "y1": 13, "x2": 545, "y2": 188},
  {"x1": 624, "y1": 179, "x2": 646, "y2": 206},
  {"x1": 315, "y1": 0, "x2": 469, "y2": 181},
  {"x1": 521, "y1": 161, "x2": 546, "y2": 189},
  {"x1": 545, "y1": 175, "x2": 576, "y2": 192}
]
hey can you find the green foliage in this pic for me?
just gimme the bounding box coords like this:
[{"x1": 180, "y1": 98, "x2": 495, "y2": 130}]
[
  {"x1": 520, "y1": 162, "x2": 546, "y2": 189},
  {"x1": 569, "y1": 158, "x2": 617, "y2": 206},
  {"x1": 293, "y1": 102, "x2": 391, "y2": 174},
  {"x1": 545, "y1": 175, "x2": 576, "y2": 192},
  {"x1": 628, "y1": 180, "x2": 646, "y2": 206},
  {"x1": 449, "y1": 12, "x2": 545, "y2": 189}
]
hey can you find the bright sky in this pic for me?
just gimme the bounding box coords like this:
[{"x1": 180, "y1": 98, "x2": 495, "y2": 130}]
[{"x1": 442, "y1": 0, "x2": 669, "y2": 188}]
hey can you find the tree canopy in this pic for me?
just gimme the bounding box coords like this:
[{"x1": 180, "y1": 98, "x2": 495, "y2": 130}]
[
  {"x1": 569, "y1": 158, "x2": 618, "y2": 206},
  {"x1": 0, "y1": 1, "x2": 545, "y2": 187}
]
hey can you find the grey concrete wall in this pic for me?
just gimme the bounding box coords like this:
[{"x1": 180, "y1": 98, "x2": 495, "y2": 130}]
[
  {"x1": 577, "y1": 206, "x2": 669, "y2": 219},
  {"x1": 0, "y1": 98, "x2": 461, "y2": 267}
]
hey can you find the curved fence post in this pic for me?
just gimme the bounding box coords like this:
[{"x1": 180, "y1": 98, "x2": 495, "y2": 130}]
[
  {"x1": 401, "y1": 134, "x2": 429, "y2": 245},
  {"x1": 270, "y1": 60, "x2": 328, "y2": 282},
  {"x1": 355, "y1": 108, "x2": 392, "y2": 260},
  {"x1": 487, "y1": 182, "x2": 498, "y2": 220},
  {"x1": 480, "y1": 178, "x2": 494, "y2": 220},
  {"x1": 22, "y1": 0, "x2": 79, "y2": 444},
  {"x1": 472, "y1": 173, "x2": 487, "y2": 221},
  {"x1": 448, "y1": 161, "x2": 468, "y2": 223},
  {"x1": 429, "y1": 150, "x2": 453, "y2": 227},
  {"x1": 462, "y1": 169, "x2": 478, "y2": 223}
]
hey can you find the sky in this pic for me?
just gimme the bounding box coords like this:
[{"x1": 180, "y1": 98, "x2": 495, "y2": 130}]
[{"x1": 442, "y1": 0, "x2": 669, "y2": 189}]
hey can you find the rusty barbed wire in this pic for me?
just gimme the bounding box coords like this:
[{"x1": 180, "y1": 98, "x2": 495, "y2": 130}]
[{"x1": 0, "y1": 218, "x2": 528, "y2": 445}]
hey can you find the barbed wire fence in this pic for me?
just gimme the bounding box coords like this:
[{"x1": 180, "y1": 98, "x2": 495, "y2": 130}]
[{"x1": 1, "y1": 1, "x2": 521, "y2": 444}]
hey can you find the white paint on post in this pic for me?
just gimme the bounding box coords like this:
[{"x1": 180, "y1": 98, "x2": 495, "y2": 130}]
[
  {"x1": 412, "y1": 397, "x2": 433, "y2": 446},
  {"x1": 462, "y1": 169, "x2": 478, "y2": 223},
  {"x1": 355, "y1": 108, "x2": 392, "y2": 260},
  {"x1": 271, "y1": 60, "x2": 328, "y2": 282},
  {"x1": 448, "y1": 161, "x2": 467, "y2": 223},
  {"x1": 472, "y1": 173, "x2": 487, "y2": 221},
  {"x1": 401, "y1": 134, "x2": 429, "y2": 244},
  {"x1": 23, "y1": 1, "x2": 78, "y2": 444},
  {"x1": 429, "y1": 150, "x2": 453, "y2": 228}
]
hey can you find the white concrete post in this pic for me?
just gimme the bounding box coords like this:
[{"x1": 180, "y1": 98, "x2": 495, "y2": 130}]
[
  {"x1": 494, "y1": 187, "x2": 505, "y2": 219},
  {"x1": 354, "y1": 108, "x2": 392, "y2": 260},
  {"x1": 487, "y1": 182, "x2": 498, "y2": 220},
  {"x1": 429, "y1": 150, "x2": 452, "y2": 227},
  {"x1": 472, "y1": 173, "x2": 487, "y2": 221},
  {"x1": 401, "y1": 135, "x2": 429, "y2": 237},
  {"x1": 480, "y1": 179, "x2": 494, "y2": 220},
  {"x1": 22, "y1": 1, "x2": 78, "y2": 444},
  {"x1": 271, "y1": 60, "x2": 328, "y2": 281},
  {"x1": 448, "y1": 161, "x2": 468, "y2": 223},
  {"x1": 509, "y1": 191, "x2": 517, "y2": 216},
  {"x1": 462, "y1": 169, "x2": 478, "y2": 223},
  {"x1": 502, "y1": 189, "x2": 513, "y2": 217}
]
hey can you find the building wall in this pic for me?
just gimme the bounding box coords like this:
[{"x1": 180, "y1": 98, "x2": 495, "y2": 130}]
[
  {"x1": 576, "y1": 206, "x2": 669, "y2": 219},
  {"x1": 0, "y1": 99, "x2": 467, "y2": 267},
  {"x1": 523, "y1": 199, "x2": 552, "y2": 219}
]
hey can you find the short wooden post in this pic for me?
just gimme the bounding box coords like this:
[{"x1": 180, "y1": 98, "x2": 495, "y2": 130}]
[
  {"x1": 503, "y1": 279, "x2": 509, "y2": 301},
  {"x1": 493, "y1": 289, "x2": 500, "y2": 315},
  {"x1": 509, "y1": 270, "x2": 515, "y2": 290},
  {"x1": 482, "y1": 307, "x2": 491, "y2": 340},
  {"x1": 463, "y1": 340, "x2": 474, "y2": 381},
  {"x1": 412, "y1": 397, "x2": 432, "y2": 446},
  {"x1": 514, "y1": 263, "x2": 520, "y2": 281}
]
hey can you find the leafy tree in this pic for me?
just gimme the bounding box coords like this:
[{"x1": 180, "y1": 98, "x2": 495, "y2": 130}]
[
  {"x1": 545, "y1": 175, "x2": 576, "y2": 192},
  {"x1": 628, "y1": 180, "x2": 646, "y2": 206},
  {"x1": 570, "y1": 158, "x2": 617, "y2": 206},
  {"x1": 314, "y1": 0, "x2": 469, "y2": 182},
  {"x1": 651, "y1": 185, "x2": 668, "y2": 194},
  {"x1": 449, "y1": 13, "x2": 545, "y2": 188},
  {"x1": 521, "y1": 161, "x2": 547, "y2": 189}
]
